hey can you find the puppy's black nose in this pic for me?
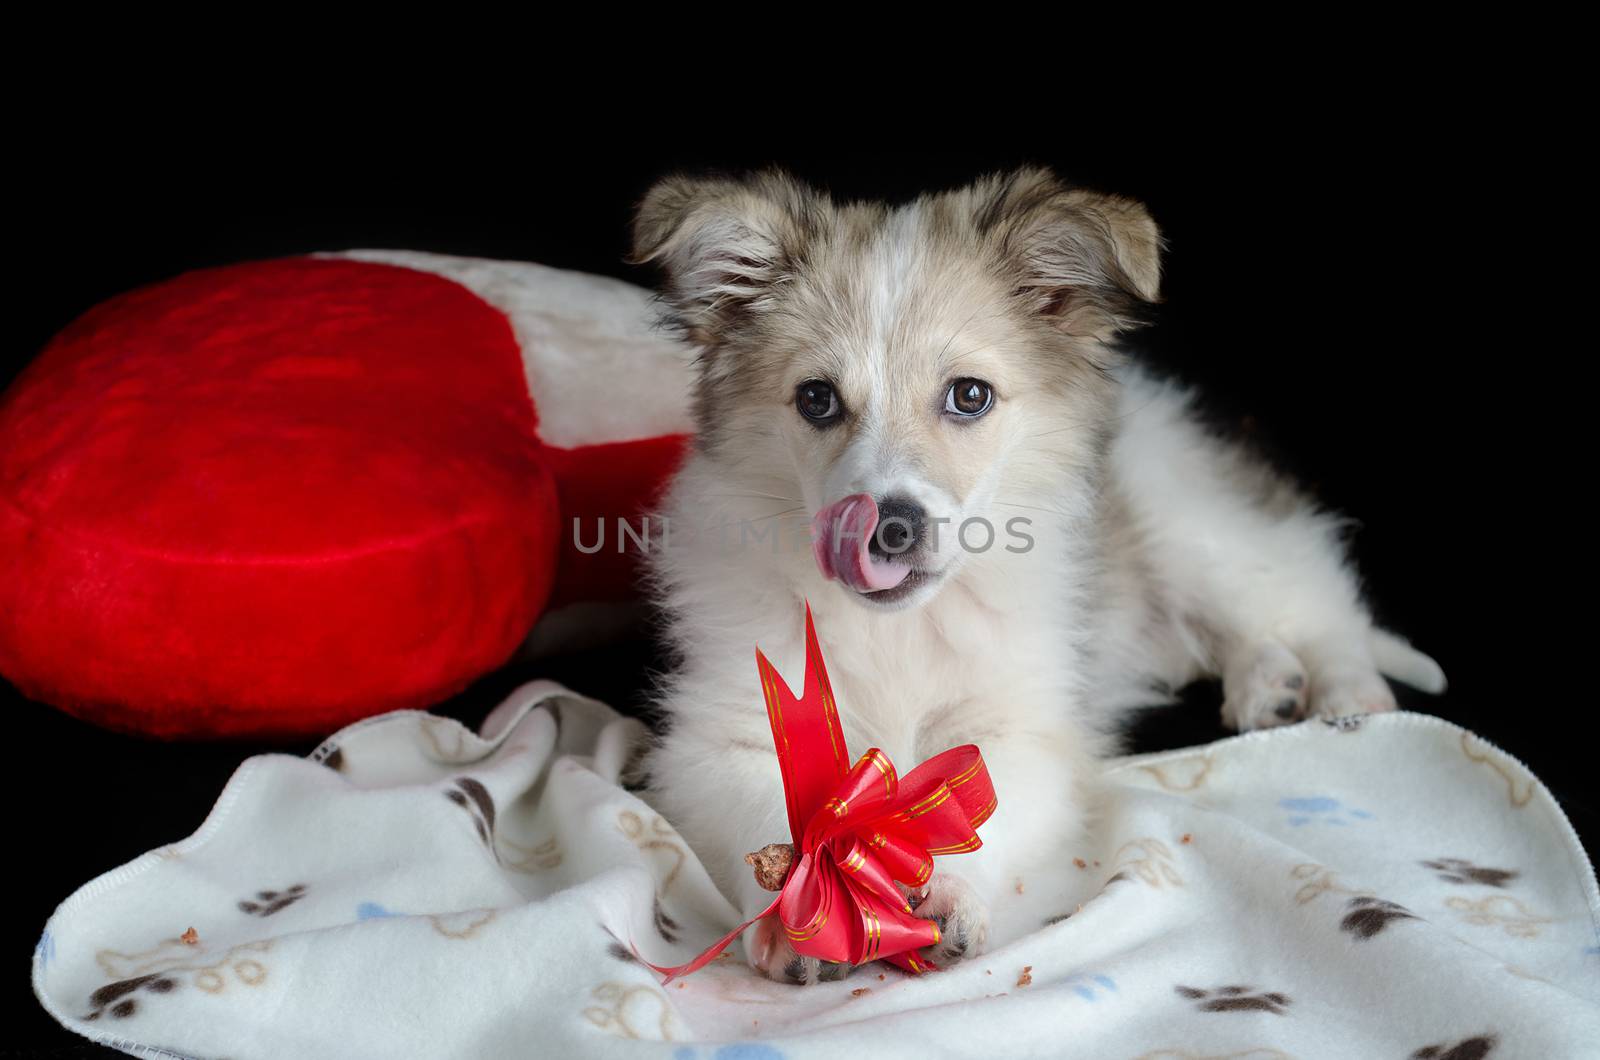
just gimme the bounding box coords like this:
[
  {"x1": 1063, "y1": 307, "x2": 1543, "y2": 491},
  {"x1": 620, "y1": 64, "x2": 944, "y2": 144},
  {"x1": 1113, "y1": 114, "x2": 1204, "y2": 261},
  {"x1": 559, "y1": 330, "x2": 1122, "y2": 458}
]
[{"x1": 871, "y1": 496, "x2": 926, "y2": 557}]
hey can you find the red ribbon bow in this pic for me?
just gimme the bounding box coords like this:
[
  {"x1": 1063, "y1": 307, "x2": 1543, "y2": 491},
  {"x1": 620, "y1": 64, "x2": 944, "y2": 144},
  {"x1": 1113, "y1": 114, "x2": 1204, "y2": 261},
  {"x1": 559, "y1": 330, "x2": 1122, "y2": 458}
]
[{"x1": 648, "y1": 604, "x2": 996, "y2": 983}]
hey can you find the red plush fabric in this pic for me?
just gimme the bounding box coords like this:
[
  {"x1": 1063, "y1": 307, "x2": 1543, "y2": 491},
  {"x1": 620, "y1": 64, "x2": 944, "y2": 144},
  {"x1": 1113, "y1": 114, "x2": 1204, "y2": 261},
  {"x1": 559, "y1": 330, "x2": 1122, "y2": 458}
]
[
  {"x1": 0, "y1": 259, "x2": 559, "y2": 738},
  {"x1": 545, "y1": 435, "x2": 687, "y2": 609}
]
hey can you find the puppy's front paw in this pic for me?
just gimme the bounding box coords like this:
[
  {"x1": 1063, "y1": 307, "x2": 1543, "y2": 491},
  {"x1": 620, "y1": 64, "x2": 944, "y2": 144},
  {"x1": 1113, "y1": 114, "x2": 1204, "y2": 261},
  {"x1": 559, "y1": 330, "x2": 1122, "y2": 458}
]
[
  {"x1": 910, "y1": 873, "x2": 990, "y2": 966},
  {"x1": 1309, "y1": 667, "x2": 1397, "y2": 720},
  {"x1": 1221, "y1": 639, "x2": 1309, "y2": 730},
  {"x1": 745, "y1": 915, "x2": 852, "y2": 985}
]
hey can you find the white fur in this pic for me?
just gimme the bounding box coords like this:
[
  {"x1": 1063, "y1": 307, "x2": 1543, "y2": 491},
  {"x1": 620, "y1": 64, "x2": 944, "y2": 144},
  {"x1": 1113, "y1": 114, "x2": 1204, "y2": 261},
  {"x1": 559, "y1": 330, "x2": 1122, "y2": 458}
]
[{"x1": 636, "y1": 172, "x2": 1442, "y2": 984}]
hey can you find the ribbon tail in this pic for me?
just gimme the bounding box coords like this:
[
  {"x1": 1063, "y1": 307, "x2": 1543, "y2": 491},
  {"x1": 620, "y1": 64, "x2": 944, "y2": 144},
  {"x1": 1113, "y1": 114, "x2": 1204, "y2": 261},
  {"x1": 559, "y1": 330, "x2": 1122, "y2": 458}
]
[
  {"x1": 757, "y1": 601, "x2": 851, "y2": 840},
  {"x1": 640, "y1": 895, "x2": 781, "y2": 985}
]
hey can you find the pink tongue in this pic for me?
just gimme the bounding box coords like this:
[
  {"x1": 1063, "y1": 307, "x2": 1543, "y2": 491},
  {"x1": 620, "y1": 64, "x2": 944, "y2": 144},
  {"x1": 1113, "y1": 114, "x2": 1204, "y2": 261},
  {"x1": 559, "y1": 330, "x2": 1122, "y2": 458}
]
[{"x1": 811, "y1": 493, "x2": 912, "y2": 593}]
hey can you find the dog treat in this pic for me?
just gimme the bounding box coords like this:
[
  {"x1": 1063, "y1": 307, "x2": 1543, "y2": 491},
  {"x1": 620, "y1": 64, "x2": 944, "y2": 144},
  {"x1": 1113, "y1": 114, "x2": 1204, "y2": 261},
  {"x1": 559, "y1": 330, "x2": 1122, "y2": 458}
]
[
  {"x1": 180, "y1": 927, "x2": 199, "y2": 945},
  {"x1": 1017, "y1": 965, "x2": 1034, "y2": 987},
  {"x1": 1073, "y1": 857, "x2": 1087, "y2": 869},
  {"x1": 851, "y1": 987, "x2": 872, "y2": 998},
  {"x1": 745, "y1": 842, "x2": 796, "y2": 891}
]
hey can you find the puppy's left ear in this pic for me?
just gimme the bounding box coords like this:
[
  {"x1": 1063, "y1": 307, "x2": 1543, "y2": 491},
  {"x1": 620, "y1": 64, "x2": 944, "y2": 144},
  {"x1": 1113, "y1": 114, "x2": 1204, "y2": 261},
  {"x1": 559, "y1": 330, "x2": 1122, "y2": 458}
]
[{"x1": 979, "y1": 167, "x2": 1163, "y2": 340}]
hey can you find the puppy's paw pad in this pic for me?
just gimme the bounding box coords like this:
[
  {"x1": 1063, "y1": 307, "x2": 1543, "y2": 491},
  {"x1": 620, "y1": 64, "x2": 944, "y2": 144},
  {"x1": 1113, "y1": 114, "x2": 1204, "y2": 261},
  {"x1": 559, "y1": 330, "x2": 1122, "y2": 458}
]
[
  {"x1": 1222, "y1": 640, "x2": 1310, "y2": 731},
  {"x1": 911, "y1": 873, "x2": 990, "y2": 965}
]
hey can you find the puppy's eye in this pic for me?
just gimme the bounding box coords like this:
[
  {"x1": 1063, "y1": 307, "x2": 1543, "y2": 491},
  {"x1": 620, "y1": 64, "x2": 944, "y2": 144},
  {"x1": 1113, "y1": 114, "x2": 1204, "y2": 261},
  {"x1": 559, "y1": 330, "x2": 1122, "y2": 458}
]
[
  {"x1": 944, "y1": 379, "x2": 994, "y2": 418},
  {"x1": 796, "y1": 380, "x2": 842, "y2": 424}
]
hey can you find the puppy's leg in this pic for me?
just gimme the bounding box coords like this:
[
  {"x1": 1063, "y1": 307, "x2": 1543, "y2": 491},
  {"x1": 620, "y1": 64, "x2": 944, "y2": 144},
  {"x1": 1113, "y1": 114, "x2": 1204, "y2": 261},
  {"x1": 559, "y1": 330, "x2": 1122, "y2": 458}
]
[
  {"x1": 1105, "y1": 368, "x2": 1443, "y2": 730},
  {"x1": 1220, "y1": 637, "x2": 1310, "y2": 729},
  {"x1": 645, "y1": 715, "x2": 846, "y2": 984},
  {"x1": 907, "y1": 722, "x2": 1097, "y2": 966}
]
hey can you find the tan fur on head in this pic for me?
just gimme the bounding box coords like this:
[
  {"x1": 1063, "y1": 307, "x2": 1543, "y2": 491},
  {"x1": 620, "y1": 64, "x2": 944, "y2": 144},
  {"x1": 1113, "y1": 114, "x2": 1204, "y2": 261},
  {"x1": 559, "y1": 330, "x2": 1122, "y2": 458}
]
[
  {"x1": 973, "y1": 167, "x2": 1163, "y2": 339},
  {"x1": 631, "y1": 166, "x2": 1162, "y2": 351},
  {"x1": 629, "y1": 170, "x2": 826, "y2": 348},
  {"x1": 624, "y1": 167, "x2": 1168, "y2": 618},
  {"x1": 630, "y1": 167, "x2": 1164, "y2": 477}
]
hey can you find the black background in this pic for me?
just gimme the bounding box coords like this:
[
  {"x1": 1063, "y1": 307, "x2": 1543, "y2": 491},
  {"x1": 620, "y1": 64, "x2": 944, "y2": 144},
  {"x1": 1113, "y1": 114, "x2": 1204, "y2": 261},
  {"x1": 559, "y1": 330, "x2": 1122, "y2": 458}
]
[{"x1": 8, "y1": 120, "x2": 1586, "y2": 1053}]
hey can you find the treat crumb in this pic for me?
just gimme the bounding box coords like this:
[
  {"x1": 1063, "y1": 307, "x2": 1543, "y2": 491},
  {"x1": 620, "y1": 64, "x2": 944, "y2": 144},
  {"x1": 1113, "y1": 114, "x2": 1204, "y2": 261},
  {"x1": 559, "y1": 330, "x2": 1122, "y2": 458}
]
[
  {"x1": 1016, "y1": 965, "x2": 1034, "y2": 987},
  {"x1": 1014, "y1": 879, "x2": 1025, "y2": 894},
  {"x1": 1073, "y1": 858, "x2": 1087, "y2": 869},
  {"x1": 878, "y1": 973, "x2": 886, "y2": 980},
  {"x1": 1181, "y1": 833, "x2": 1193, "y2": 844},
  {"x1": 676, "y1": 982, "x2": 685, "y2": 989},
  {"x1": 180, "y1": 927, "x2": 199, "y2": 946},
  {"x1": 745, "y1": 843, "x2": 796, "y2": 891},
  {"x1": 851, "y1": 987, "x2": 872, "y2": 998}
]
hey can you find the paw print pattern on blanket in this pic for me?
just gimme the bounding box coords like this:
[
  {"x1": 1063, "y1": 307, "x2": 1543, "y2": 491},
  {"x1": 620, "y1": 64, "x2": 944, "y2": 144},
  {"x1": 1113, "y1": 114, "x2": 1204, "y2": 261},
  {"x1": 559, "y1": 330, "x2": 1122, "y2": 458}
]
[
  {"x1": 444, "y1": 775, "x2": 564, "y2": 873},
  {"x1": 1134, "y1": 1050, "x2": 1293, "y2": 1060},
  {"x1": 602, "y1": 923, "x2": 641, "y2": 964},
  {"x1": 1137, "y1": 754, "x2": 1214, "y2": 792},
  {"x1": 1059, "y1": 973, "x2": 1117, "y2": 1001},
  {"x1": 1421, "y1": 858, "x2": 1519, "y2": 888},
  {"x1": 618, "y1": 809, "x2": 688, "y2": 895},
  {"x1": 654, "y1": 897, "x2": 681, "y2": 944},
  {"x1": 1111, "y1": 838, "x2": 1183, "y2": 888},
  {"x1": 34, "y1": 930, "x2": 55, "y2": 969},
  {"x1": 1174, "y1": 984, "x2": 1292, "y2": 1014},
  {"x1": 83, "y1": 974, "x2": 179, "y2": 1021},
  {"x1": 427, "y1": 909, "x2": 497, "y2": 939},
  {"x1": 1340, "y1": 897, "x2": 1418, "y2": 939},
  {"x1": 582, "y1": 981, "x2": 682, "y2": 1041},
  {"x1": 445, "y1": 777, "x2": 496, "y2": 846},
  {"x1": 238, "y1": 883, "x2": 306, "y2": 916},
  {"x1": 1278, "y1": 796, "x2": 1373, "y2": 827},
  {"x1": 1444, "y1": 895, "x2": 1551, "y2": 938},
  {"x1": 502, "y1": 835, "x2": 562, "y2": 872},
  {"x1": 1411, "y1": 1035, "x2": 1498, "y2": 1059},
  {"x1": 1458, "y1": 734, "x2": 1533, "y2": 808},
  {"x1": 89, "y1": 938, "x2": 273, "y2": 1019},
  {"x1": 1289, "y1": 863, "x2": 1370, "y2": 905},
  {"x1": 673, "y1": 1046, "x2": 786, "y2": 1060}
]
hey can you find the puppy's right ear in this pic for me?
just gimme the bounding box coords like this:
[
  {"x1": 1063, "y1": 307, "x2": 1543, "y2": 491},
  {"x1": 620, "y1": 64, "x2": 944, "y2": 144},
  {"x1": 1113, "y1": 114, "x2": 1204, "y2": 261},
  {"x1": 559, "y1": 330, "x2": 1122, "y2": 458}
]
[{"x1": 629, "y1": 172, "x2": 816, "y2": 345}]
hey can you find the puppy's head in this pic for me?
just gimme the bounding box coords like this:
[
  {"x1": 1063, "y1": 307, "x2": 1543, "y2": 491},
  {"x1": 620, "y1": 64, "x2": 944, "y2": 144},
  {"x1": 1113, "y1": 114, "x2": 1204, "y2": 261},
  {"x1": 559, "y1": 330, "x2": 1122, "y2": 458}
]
[{"x1": 632, "y1": 167, "x2": 1160, "y2": 610}]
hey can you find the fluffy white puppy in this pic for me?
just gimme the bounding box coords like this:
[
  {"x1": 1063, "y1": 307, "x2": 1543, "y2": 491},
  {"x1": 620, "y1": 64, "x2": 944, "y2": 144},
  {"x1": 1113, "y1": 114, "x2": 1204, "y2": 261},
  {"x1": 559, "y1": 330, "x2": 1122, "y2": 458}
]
[{"x1": 632, "y1": 168, "x2": 1443, "y2": 983}]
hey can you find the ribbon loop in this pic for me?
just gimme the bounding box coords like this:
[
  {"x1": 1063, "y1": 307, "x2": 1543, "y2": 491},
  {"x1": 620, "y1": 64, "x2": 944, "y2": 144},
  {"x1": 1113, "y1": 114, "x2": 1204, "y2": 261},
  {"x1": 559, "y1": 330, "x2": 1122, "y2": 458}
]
[{"x1": 644, "y1": 605, "x2": 996, "y2": 982}]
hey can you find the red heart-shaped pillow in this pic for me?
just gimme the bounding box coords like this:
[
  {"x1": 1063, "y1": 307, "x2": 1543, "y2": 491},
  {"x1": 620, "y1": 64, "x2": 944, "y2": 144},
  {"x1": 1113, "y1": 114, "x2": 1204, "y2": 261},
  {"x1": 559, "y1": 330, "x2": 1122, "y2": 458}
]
[{"x1": 0, "y1": 254, "x2": 689, "y2": 738}]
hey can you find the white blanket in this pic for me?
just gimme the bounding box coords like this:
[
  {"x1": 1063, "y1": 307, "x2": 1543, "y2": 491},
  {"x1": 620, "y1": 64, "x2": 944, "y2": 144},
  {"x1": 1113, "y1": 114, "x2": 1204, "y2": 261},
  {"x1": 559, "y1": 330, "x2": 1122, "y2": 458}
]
[{"x1": 33, "y1": 684, "x2": 1600, "y2": 1059}]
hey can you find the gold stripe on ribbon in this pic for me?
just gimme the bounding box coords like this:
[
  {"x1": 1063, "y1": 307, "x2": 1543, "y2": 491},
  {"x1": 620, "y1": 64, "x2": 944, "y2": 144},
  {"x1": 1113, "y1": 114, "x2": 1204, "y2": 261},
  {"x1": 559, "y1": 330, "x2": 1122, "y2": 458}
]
[
  {"x1": 926, "y1": 836, "x2": 983, "y2": 856},
  {"x1": 896, "y1": 787, "x2": 951, "y2": 822},
  {"x1": 970, "y1": 794, "x2": 998, "y2": 828},
  {"x1": 947, "y1": 757, "x2": 984, "y2": 790},
  {"x1": 785, "y1": 902, "x2": 830, "y2": 943}
]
